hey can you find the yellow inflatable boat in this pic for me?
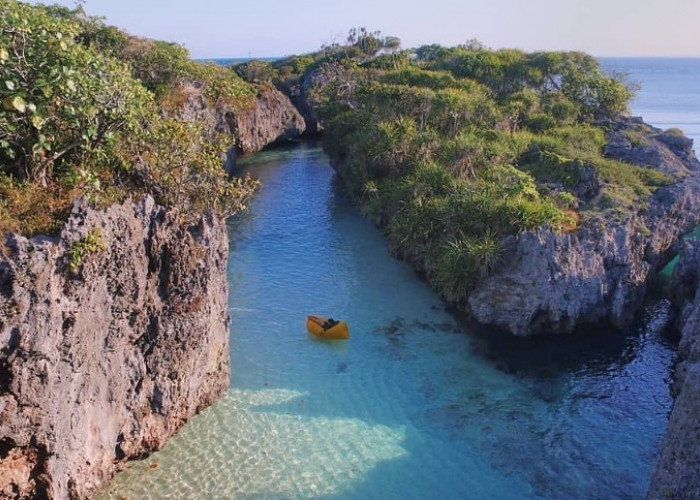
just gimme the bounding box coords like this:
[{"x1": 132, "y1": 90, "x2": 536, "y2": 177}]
[{"x1": 306, "y1": 315, "x2": 350, "y2": 340}]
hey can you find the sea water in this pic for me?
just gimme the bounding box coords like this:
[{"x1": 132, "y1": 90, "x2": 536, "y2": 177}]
[
  {"x1": 601, "y1": 57, "x2": 700, "y2": 154},
  {"x1": 97, "y1": 59, "x2": 700, "y2": 499}
]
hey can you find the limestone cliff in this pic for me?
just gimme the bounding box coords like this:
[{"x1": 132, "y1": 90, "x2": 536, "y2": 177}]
[
  {"x1": 277, "y1": 62, "x2": 358, "y2": 135},
  {"x1": 170, "y1": 79, "x2": 305, "y2": 156},
  {"x1": 648, "y1": 241, "x2": 700, "y2": 499},
  {"x1": 466, "y1": 119, "x2": 700, "y2": 335},
  {"x1": 0, "y1": 196, "x2": 230, "y2": 499}
]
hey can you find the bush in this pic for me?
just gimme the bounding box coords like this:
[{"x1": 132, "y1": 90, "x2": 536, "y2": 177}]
[
  {"x1": 67, "y1": 228, "x2": 105, "y2": 274},
  {"x1": 0, "y1": 0, "x2": 152, "y2": 184},
  {"x1": 121, "y1": 118, "x2": 258, "y2": 218},
  {"x1": 233, "y1": 60, "x2": 279, "y2": 83},
  {"x1": 0, "y1": 0, "x2": 258, "y2": 236}
]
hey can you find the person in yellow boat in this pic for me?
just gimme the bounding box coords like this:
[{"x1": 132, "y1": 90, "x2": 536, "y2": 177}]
[{"x1": 322, "y1": 318, "x2": 339, "y2": 330}]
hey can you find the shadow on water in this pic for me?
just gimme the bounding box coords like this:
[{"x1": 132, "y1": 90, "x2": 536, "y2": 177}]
[{"x1": 464, "y1": 306, "x2": 675, "y2": 382}]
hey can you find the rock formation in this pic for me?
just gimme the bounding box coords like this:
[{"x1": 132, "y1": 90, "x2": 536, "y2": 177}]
[
  {"x1": 227, "y1": 83, "x2": 306, "y2": 153},
  {"x1": 648, "y1": 240, "x2": 700, "y2": 499},
  {"x1": 293, "y1": 62, "x2": 700, "y2": 337},
  {"x1": 277, "y1": 62, "x2": 358, "y2": 135},
  {"x1": 170, "y1": 79, "x2": 306, "y2": 156},
  {"x1": 0, "y1": 196, "x2": 230, "y2": 499},
  {"x1": 467, "y1": 119, "x2": 700, "y2": 335}
]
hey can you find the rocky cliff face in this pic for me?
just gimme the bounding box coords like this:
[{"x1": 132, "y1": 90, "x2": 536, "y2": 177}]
[
  {"x1": 171, "y1": 79, "x2": 305, "y2": 156},
  {"x1": 227, "y1": 84, "x2": 306, "y2": 153},
  {"x1": 0, "y1": 196, "x2": 230, "y2": 499},
  {"x1": 648, "y1": 241, "x2": 700, "y2": 499},
  {"x1": 467, "y1": 119, "x2": 700, "y2": 335},
  {"x1": 277, "y1": 62, "x2": 358, "y2": 135}
]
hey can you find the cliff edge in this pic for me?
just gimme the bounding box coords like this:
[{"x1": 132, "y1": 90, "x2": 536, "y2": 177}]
[
  {"x1": 168, "y1": 79, "x2": 306, "y2": 157},
  {"x1": 0, "y1": 196, "x2": 230, "y2": 499},
  {"x1": 466, "y1": 119, "x2": 700, "y2": 335},
  {"x1": 648, "y1": 240, "x2": 700, "y2": 499}
]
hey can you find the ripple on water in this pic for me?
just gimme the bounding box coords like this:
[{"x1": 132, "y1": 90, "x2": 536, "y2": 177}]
[{"x1": 98, "y1": 144, "x2": 674, "y2": 499}]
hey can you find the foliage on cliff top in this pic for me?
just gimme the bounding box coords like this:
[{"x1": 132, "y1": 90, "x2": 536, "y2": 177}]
[
  {"x1": 0, "y1": 0, "x2": 257, "y2": 236},
  {"x1": 74, "y1": 14, "x2": 255, "y2": 107},
  {"x1": 303, "y1": 36, "x2": 671, "y2": 297}
]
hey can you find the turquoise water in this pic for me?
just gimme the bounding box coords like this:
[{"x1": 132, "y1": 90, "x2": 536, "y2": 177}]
[{"x1": 98, "y1": 143, "x2": 675, "y2": 499}]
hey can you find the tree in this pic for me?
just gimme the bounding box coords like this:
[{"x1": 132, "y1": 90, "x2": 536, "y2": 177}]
[{"x1": 0, "y1": 0, "x2": 151, "y2": 184}]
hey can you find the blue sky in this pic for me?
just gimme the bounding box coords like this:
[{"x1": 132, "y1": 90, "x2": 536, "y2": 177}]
[{"x1": 28, "y1": 0, "x2": 700, "y2": 58}]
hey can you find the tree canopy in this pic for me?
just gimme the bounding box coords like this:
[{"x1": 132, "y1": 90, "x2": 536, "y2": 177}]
[{"x1": 0, "y1": 0, "x2": 256, "y2": 235}]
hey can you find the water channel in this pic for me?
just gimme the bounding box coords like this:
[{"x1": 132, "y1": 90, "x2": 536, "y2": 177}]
[{"x1": 99, "y1": 142, "x2": 675, "y2": 499}]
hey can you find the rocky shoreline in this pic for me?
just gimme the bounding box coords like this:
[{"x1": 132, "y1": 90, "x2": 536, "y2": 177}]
[
  {"x1": 467, "y1": 119, "x2": 700, "y2": 335},
  {"x1": 0, "y1": 67, "x2": 308, "y2": 498},
  {"x1": 648, "y1": 240, "x2": 700, "y2": 499}
]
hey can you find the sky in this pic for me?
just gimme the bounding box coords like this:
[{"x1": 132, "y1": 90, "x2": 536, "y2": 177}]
[{"x1": 26, "y1": 0, "x2": 700, "y2": 59}]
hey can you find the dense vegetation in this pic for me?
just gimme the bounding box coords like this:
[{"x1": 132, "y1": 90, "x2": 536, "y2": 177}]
[
  {"x1": 0, "y1": 1, "x2": 256, "y2": 236},
  {"x1": 241, "y1": 32, "x2": 672, "y2": 301}
]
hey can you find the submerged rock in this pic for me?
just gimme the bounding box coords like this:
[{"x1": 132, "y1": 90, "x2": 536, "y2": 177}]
[
  {"x1": 467, "y1": 118, "x2": 700, "y2": 336},
  {"x1": 0, "y1": 196, "x2": 230, "y2": 499},
  {"x1": 648, "y1": 241, "x2": 700, "y2": 499}
]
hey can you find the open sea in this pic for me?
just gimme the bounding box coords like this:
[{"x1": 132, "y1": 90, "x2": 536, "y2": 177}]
[
  {"x1": 97, "y1": 58, "x2": 700, "y2": 499},
  {"x1": 601, "y1": 57, "x2": 700, "y2": 154}
]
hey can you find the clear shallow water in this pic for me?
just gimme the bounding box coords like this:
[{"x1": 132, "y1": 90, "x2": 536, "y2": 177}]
[
  {"x1": 601, "y1": 57, "x2": 700, "y2": 155},
  {"x1": 99, "y1": 143, "x2": 675, "y2": 499}
]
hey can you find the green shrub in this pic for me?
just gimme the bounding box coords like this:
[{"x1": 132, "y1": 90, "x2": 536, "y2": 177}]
[
  {"x1": 67, "y1": 228, "x2": 106, "y2": 274},
  {"x1": 317, "y1": 41, "x2": 666, "y2": 304},
  {"x1": 431, "y1": 231, "x2": 502, "y2": 301},
  {"x1": 233, "y1": 60, "x2": 279, "y2": 82},
  {"x1": 0, "y1": 0, "x2": 258, "y2": 236},
  {"x1": 0, "y1": 0, "x2": 152, "y2": 184},
  {"x1": 122, "y1": 118, "x2": 259, "y2": 218}
]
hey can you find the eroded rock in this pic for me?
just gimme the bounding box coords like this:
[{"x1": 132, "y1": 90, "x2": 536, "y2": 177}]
[
  {"x1": 648, "y1": 241, "x2": 700, "y2": 499},
  {"x1": 0, "y1": 196, "x2": 230, "y2": 499},
  {"x1": 167, "y1": 79, "x2": 305, "y2": 156},
  {"x1": 467, "y1": 118, "x2": 700, "y2": 335}
]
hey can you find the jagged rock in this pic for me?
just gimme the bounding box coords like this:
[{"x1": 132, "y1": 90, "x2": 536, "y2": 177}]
[
  {"x1": 168, "y1": 79, "x2": 306, "y2": 156},
  {"x1": 226, "y1": 83, "x2": 306, "y2": 153},
  {"x1": 603, "y1": 117, "x2": 697, "y2": 174},
  {"x1": 0, "y1": 196, "x2": 230, "y2": 499},
  {"x1": 648, "y1": 240, "x2": 700, "y2": 499},
  {"x1": 466, "y1": 118, "x2": 700, "y2": 335},
  {"x1": 278, "y1": 62, "x2": 358, "y2": 135}
]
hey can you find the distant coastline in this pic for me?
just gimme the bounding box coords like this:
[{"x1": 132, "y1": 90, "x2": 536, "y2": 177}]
[{"x1": 197, "y1": 57, "x2": 280, "y2": 65}]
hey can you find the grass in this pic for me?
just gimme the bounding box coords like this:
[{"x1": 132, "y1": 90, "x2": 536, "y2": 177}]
[{"x1": 67, "y1": 227, "x2": 106, "y2": 274}]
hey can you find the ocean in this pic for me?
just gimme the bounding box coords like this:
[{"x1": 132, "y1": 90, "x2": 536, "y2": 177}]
[{"x1": 601, "y1": 57, "x2": 700, "y2": 154}]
